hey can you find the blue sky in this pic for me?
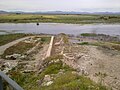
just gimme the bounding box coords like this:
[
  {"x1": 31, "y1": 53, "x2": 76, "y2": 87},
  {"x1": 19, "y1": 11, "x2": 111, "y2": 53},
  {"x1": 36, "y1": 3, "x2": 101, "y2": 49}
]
[{"x1": 0, "y1": 0, "x2": 120, "y2": 12}]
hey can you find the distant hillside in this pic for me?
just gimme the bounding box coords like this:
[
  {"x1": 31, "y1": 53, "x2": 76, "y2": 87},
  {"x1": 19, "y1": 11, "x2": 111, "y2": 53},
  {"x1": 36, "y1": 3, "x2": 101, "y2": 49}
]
[
  {"x1": 0, "y1": 10, "x2": 8, "y2": 14},
  {"x1": 0, "y1": 10, "x2": 120, "y2": 15}
]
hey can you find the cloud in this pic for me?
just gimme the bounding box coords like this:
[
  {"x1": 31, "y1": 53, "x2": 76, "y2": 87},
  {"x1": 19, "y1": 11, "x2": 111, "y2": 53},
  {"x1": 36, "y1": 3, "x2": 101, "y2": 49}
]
[{"x1": 0, "y1": 0, "x2": 120, "y2": 12}]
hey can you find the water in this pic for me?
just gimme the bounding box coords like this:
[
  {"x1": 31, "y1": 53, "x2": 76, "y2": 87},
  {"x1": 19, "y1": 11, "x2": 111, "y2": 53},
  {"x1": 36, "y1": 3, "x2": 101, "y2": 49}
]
[{"x1": 0, "y1": 23, "x2": 120, "y2": 36}]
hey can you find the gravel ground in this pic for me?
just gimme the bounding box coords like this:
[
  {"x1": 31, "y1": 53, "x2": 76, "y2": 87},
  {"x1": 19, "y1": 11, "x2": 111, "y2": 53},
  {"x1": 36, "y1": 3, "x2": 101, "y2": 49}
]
[{"x1": 70, "y1": 45, "x2": 120, "y2": 90}]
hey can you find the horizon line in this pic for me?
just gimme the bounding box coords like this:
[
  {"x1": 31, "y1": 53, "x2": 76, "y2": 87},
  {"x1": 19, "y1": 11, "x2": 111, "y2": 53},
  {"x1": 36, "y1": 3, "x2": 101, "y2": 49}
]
[{"x1": 1, "y1": 10, "x2": 120, "y2": 13}]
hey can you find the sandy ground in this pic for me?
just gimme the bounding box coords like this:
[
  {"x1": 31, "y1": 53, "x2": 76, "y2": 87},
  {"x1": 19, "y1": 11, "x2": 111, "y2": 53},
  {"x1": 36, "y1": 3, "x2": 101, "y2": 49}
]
[
  {"x1": 88, "y1": 47, "x2": 120, "y2": 90},
  {"x1": 73, "y1": 45, "x2": 120, "y2": 90}
]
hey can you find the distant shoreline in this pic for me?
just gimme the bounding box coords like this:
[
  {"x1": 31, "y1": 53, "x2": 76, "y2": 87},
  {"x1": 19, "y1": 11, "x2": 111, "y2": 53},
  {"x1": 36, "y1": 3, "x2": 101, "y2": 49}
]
[
  {"x1": 0, "y1": 22, "x2": 120, "y2": 25},
  {"x1": 0, "y1": 14, "x2": 120, "y2": 24}
]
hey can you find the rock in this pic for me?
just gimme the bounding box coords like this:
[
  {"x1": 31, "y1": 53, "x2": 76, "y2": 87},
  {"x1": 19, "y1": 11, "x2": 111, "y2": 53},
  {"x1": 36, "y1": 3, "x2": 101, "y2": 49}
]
[
  {"x1": 72, "y1": 71, "x2": 78, "y2": 75},
  {"x1": 25, "y1": 65, "x2": 34, "y2": 70},
  {"x1": 60, "y1": 69, "x2": 65, "y2": 72},
  {"x1": 44, "y1": 75, "x2": 52, "y2": 82},
  {"x1": 19, "y1": 55, "x2": 27, "y2": 59},
  {"x1": 57, "y1": 69, "x2": 65, "y2": 75},
  {"x1": 42, "y1": 81, "x2": 53, "y2": 86},
  {"x1": 81, "y1": 69, "x2": 89, "y2": 76},
  {"x1": 3, "y1": 67, "x2": 10, "y2": 73},
  {"x1": 6, "y1": 54, "x2": 21, "y2": 60},
  {"x1": 1, "y1": 61, "x2": 18, "y2": 73},
  {"x1": 54, "y1": 59, "x2": 60, "y2": 63},
  {"x1": 76, "y1": 54, "x2": 84, "y2": 59},
  {"x1": 45, "y1": 81, "x2": 53, "y2": 86},
  {"x1": 3, "y1": 62, "x2": 10, "y2": 67},
  {"x1": 41, "y1": 75, "x2": 53, "y2": 86},
  {"x1": 57, "y1": 71, "x2": 64, "y2": 76}
]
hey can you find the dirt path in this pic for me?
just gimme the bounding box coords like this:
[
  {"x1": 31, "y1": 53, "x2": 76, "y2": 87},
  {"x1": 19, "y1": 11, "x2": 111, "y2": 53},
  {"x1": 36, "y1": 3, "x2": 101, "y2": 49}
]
[{"x1": 0, "y1": 36, "x2": 32, "y2": 55}]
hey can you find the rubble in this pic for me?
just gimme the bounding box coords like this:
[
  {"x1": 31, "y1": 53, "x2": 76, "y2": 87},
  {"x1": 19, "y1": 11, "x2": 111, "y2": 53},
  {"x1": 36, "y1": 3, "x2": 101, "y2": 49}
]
[
  {"x1": 23, "y1": 37, "x2": 41, "y2": 44},
  {"x1": 5, "y1": 54, "x2": 27, "y2": 60},
  {"x1": 41, "y1": 75, "x2": 53, "y2": 86},
  {"x1": 1, "y1": 61, "x2": 18, "y2": 73}
]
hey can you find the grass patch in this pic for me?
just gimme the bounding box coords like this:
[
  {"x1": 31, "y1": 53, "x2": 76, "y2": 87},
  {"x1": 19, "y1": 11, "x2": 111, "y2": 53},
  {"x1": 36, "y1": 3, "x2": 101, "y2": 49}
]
[
  {"x1": 111, "y1": 41, "x2": 120, "y2": 44},
  {"x1": 78, "y1": 42, "x2": 103, "y2": 46},
  {"x1": 79, "y1": 42, "x2": 89, "y2": 45},
  {"x1": 78, "y1": 41, "x2": 120, "y2": 51},
  {"x1": 8, "y1": 53, "x2": 108, "y2": 90},
  {"x1": 9, "y1": 70, "x2": 42, "y2": 90},
  {"x1": 0, "y1": 33, "x2": 28, "y2": 46},
  {"x1": 8, "y1": 55, "x2": 74, "y2": 90},
  {"x1": 62, "y1": 35, "x2": 69, "y2": 44},
  {"x1": 9, "y1": 62, "x2": 107, "y2": 90},
  {"x1": 1, "y1": 14, "x2": 120, "y2": 24},
  {"x1": 2, "y1": 41, "x2": 35, "y2": 58},
  {"x1": 9, "y1": 71, "x2": 108, "y2": 90},
  {"x1": 1, "y1": 36, "x2": 51, "y2": 59},
  {"x1": 41, "y1": 72, "x2": 107, "y2": 90},
  {"x1": 111, "y1": 45, "x2": 120, "y2": 51},
  {"x1": 45, "y1": 55, "x2": 63, "y2": 61},
  {"x1": 42, "y1": 61, "x2": 74, "y2": 75},
  {"x1": 41, "y1": 37, "x2": 51, "y2": 43}
]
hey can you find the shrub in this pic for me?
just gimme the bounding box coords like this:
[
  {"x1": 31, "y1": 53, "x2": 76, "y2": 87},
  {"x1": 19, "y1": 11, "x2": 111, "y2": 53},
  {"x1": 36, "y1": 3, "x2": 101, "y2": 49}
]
[
  {"x1": 81, "y1": 33, "x2": 97, "y2": 37},
  {"x1": 79, "y1": 42, "x2": 89, "y2": 45}
]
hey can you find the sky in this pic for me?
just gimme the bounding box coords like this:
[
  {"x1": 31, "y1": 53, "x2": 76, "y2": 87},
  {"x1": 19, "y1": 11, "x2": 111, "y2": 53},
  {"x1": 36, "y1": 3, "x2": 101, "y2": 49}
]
[{"x1": 0, "y1": 0, "x2": 120, "y2": 12}]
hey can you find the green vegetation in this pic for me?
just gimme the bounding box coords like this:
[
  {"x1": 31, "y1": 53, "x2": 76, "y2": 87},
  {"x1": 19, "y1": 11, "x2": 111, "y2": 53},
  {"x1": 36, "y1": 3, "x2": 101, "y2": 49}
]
[
  {"x1": 41, "y1": 72, "x2": 107, "y2": 90},
  {"x1": 1, "y1": 36, "x2": 51, "y2": 59},
  {"x1": 78, "y1": 41, "x2": 120, "y2": 51},
  {"x1": 79, "y1": 42, "x2": 89, "y2": 45},
  {"x1": 45, "y1": 55, "x2": 63, "y2": 61},
  {"x1": 0, "y1": 14, "x2": 120, "y2": 24},
  {"x1": 111, "y1": 41, "x2": 120, "y2": 44},
  {"x1": 78, "y1": 42, "x2": 105, "y2": 46},
  {"x1": 1, "y1": 41, "x2": 35, "y2": 58},
  {"x1": 8, "y1": 54, "x2": 108, "y2": 90},
  {"x1": 41, "y1": 37, "x2": 51, "y2": 43},
  {"x1": 62, "y1": 35, "x2": 69, "y2": 44},
  {"x1": 0, "y1": 33, "x2": 27, "y2": 46},
  {"x1": 102, "y1": 44, "x2": 120, "y2": 51},
  {"x1": 81, "y1": 33, "x2": 97, "y2": 37},
  {"x1": 95, "y1": 42, "x2": 120, "y2": 51}
]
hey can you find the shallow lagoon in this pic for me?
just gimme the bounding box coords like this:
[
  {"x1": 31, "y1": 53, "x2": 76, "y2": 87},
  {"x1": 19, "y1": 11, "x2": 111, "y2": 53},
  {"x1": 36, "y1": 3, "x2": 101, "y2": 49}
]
[{"x1": 0, "y1": 23, "x2": 120, "y2": 36}]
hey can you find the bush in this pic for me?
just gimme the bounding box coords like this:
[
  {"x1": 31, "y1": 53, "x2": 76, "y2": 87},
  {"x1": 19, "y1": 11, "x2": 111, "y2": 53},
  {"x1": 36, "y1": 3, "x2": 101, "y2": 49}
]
[
  {"x1": 81, "y1": 33, "x2": 97, "y2": 37},
  {"x1": 79, "y1": 42, "x2": 89, "y2": 45}
]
